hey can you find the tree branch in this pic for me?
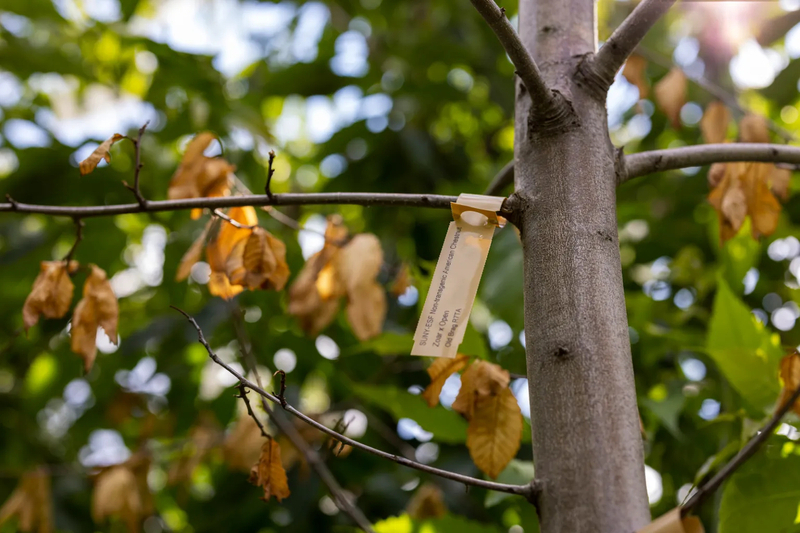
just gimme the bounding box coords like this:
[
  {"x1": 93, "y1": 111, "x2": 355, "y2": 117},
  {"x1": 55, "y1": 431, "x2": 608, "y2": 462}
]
[
  {"x1": 62, "y1": 218, "x2": 84, "y2": 264},
  {"x1": 229, "y1": 306, "x2": 375, "y2": 532},
  {"x1": 621, "y1": 143, "x2": 800, "y2": 184},
  {"x1": 172, "y1": 306, "x2": 541, "y2": 503},
  {"x1": 483, "y1": 161, "x2": 514, "y2": 195},
  {"x1": 586, "y1": 0, "x2": 676, "y2": 91},
  {"x1": 468, "y1": 0, "x2": 560, "y2": 117},
  {"x1": 681, "y1": 381, "x2": 800, "y2": 515}
]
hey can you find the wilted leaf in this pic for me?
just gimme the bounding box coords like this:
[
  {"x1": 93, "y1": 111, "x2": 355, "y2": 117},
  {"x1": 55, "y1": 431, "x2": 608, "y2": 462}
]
[
  {"x1": 391, "y1": 263, "x2": 412, "y2": 297},
  {"x1": 654, "y1": 68, "x2": 687, "y2": 129},
  {"x1": 334, "y1": 233, "x2": 383, "y2": 295},
  {"x1": 22, "y1": 261, "x2": 75, "y2": 330},
  {"x1": 769, "y1": 166, "x2": 792, "y2": 201},
  {"x1": 205, "y1": 207, "x2": 257, "y2": 300},
  {"x1": 467, "y1": 387, "x2": 522, "y2": 479},
  {"x1": 70, "y1": 265, "x2": 119, "y2": 372},
  {"x1": 248, "y1": 437, "x2": 291, "y2": 502},
  {"x1": 700, "y1": 101, "x2": 731, "y2": 144},
  {"x1": 708, "y1": 162, "x2": 727, "y2": 188},
  {"x1": 452, "y1": 361, "x2": 510, "y2": 419},
  {"x1": 346, "y1": 281, "x2": 387, "y2": 341},
  {"x1": 739, "y1": 113, "x2": 770, "y2": 143},
  {"x1": 92, "y1": 465, "x2": 143, "y2": 533},
  {"x1": 227, "y1": 227, "x2": 290, "y2": 291},
  {"x1": 167, "y1": 132, "x2": 234, "y2": 218},
  {"x1": 406, "y1": 483, "x2": 447, "y2": 520},
  {"x1": 80, "y1": 133, "x2": 125, "y2": 175},
  {"x1": 622, "y1": 54, "x2": 648, "y2": 99},
  {"x1": 422, "y1": 354, "x2": 470, "y2": 407},
  {"x1": 0, "y1": 468, "x2": 52, "y2": 533},
  {"x1": 776, "y1": 351, "x2": 800, "y2": 417},
  {"x1": 176, "y1": 221, "x2": 212, "y2": 281}
]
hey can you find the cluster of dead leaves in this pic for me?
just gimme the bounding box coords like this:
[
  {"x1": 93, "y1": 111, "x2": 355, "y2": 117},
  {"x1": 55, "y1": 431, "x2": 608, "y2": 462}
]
[
  {"x1": 176, "y1": 206, "x2": 290, "y2": 300},
  {"x1": 705, "y1": 111, "x2": 790, "y2": 243},
  {"x1": 423, "y1": 356, "x2": 522, "y2": 478},
  {"x1": 288, "y1": 215, "x2": 387, "y2": 341},
  {"x1": 91, "y1": 454, "x2": 153, "y2": 533},
  {"x1": 623, "y1": 55, "x2": 688, "y2": 129},
  {"x1": 0, "y1": 468, "x2": 52, "y2": 533},
  {"x1": 168, "y1": 132, "x2": 235, "y2": 219},
  {"x1": 23, "y1": 262, "x2": 118, "y2": 371}
]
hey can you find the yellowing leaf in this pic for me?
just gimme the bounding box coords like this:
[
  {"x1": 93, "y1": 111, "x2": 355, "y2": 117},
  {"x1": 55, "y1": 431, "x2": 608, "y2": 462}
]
[
  {"x1": 70, "y1": 265, "x2": 119, "y2": 372},
  {"x1": 346, "y1": 281, "x2": 387, "y2": 341},
  {"x1": 739, "y1": 113, "x2": 770, "y2": 143},
  {"x1": 622, "y1": 54, "x2": 648, "y2": 100},
  {"x1": 80, "y1": 134, "x2": 125, "y2": 176},
  {"x1": 91, "y1": 466, "x2": 143, "y2": 533},
  {"x1": 248, "y1": 437, "x2": 291, "y2": 502},
  {"x1": 0, "y1": 468, "x2": 53, "y2": 533},
  {"x1": 467, "y1": 387, "x2": 523, "y2": 479},
  {"x1": 421, "y1": 354, "x2": 470, "y2": 408},
  {"x1": 700, "y1": 101, "x2": 730, "y2": 144},
  {"x1": 205, "y1": 207, "x2": 258, "y2": 300},
  {"x1": 406, "y1": 483, "x2": 447, "y2": 520},
  {"x1": 654, "y1": 68, "x2": 687, "y2": 129},
  {"x1": 776, "y1": 351, "x2": 800, "y2": 417},
  {"x1": 22, "y1": 261, "x2": 75, "y2": 330},
  {"x1": 227, "y1": 227, "x2": 290, "y2": 291},
  {"x1": 176, "y1": 222, "x2": 211, "y2": 282},
  {"x1": 208, "y1": 271, "x2": 244, "y2": 300}
]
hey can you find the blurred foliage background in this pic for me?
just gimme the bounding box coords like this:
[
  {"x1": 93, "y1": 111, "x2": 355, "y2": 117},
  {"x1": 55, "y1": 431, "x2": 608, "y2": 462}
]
[{"x1": 2, "y1": 0, "x2": 800, "y2": 531}]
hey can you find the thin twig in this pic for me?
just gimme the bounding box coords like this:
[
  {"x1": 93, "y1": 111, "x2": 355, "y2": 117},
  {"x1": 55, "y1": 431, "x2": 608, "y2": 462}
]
[
  {"x1": 228, "y1": 305, "x2": 376, "y2": 533},
  {"x1": 483, "y1": 160, "x2": 515, "y2": 196},
  {"x1": 236, "y1": 383, "x2": 269, "y2": 438},
  {"x1": 122, "y1": 122, "x2": 149, "y2": 208},
  {"x1": 62, "y1": 218, "x2": 84, "y2": 264},
  {"x1": 173, "y1": 306, "x2": 540, "y2": 502},
  {"x1": 681, "y1": 381, "x2": 800, "y2": 515},
  {"x1": 468, "y1": 0, "x2": 561, "y2": 118},
  {"x1": 273, "y1": 370, "x2": 287, "y2": 408},
  {"x1": 586, "y1": 0, "x2": 676, "y2": 91},
  {"x1": 212, "y1": 209, "x2": 257, "y2": 230},
  {"x1": 265, "y1": 150, "x2": 276, "y2": 199},
  {"x1": 4, "y1": 194, "x2": 18, "y2": 210},
  {"x1": 622, "y1": 143, "x2": 800, "y2": 183}
]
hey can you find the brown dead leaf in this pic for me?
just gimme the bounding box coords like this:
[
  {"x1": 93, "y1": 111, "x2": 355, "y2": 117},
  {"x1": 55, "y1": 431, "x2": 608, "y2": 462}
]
[
  {"x1": 167, "y1": 132, "x2": 234, "y2": 219},
  {"x1": 776, "y1": 351, "x2": 800, "y2": 417},
  {"x1": 708, "y1": 162, "x2": 727, "y2": 188},
  {"x1": 682, "y1": 516, "x2": 705, "y2": 533},
  {"x1": 334, "y1": 233, "x2": 383, "y2": 295},
  {"x1": 23, "y1": 261, "x2": 75, "y2": 330},
  {"x1": 739, "y1": 113, "x2": 770, "y2": 143},
  {"x1": 224, "y1": 415, "x2": 266, "y2": 472},
  {"x1": 346, "y1": 281, "x2": 387, "y2": 341},
  {"x1": 92, "y1": 465, "x2": 143, "y2": 533},
  {"x1": 742, "y1": 163, "x2": 781, "y2": 238},
  {"x1": 227, "y1": 227, "x2": 290, "y2": 291},
  {"x1": 622, "y1": 54, "x2": 649, "y2": 100},
  {"x1": 205, "y1": 207, "x2": 257, "y2": 299},
  {"x1": 80, "y1": 134, "x2": 125, "y2": 176},
  {"x1": 770, "y1": 166, "x2": 792, "y2": 201},
  {"x1": 406, "y1": 483, "x2": 447, "y2": 520},
  {"x1": 70, "y1": 265, "x2": 119, "y2": 372},
  {"x1": 421, "y1": 354, "x2": 470, "y2": 407},
  {"x1": 452, "y1": 361, "x2": 511, "y2": 418},
  {"x1": 654, "y1": 68, "x2": 687, "y2": 129},
  {"x1": 700, "y1": 101, "x2": 730, "y2": 144},
  {"x1": 391, "y1": 264, "x2": 412, "y2": 297},
  {"x1": 467, "y1": 386, "x2": 523, "y2": 479},
  {"x1": 176, "y1": 221, "x2": 212, "y2": 281},
  {"x1": 0, "y1": 468, "x2": 53, "y2": 533},
  {"x1": 248, "y1": 437, "x2": 291, "y2": 502}
]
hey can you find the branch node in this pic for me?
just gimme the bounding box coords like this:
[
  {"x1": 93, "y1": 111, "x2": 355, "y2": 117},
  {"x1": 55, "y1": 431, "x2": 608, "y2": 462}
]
[
  {"x1": 5, "y1": 194, "x2": 18, "y2": 210},
  {"x1": 273, "y1": 369, "x2": 287, "y2": 408},
  {"x1": 63, "y1": 218, "x2": 85, "y2": 265},
  {"x1": 265, "y1": 150, "x2": 276, "y2": 200},
  {"x1": 124, "y1": 121, "x2": 150, "y2": 209}
]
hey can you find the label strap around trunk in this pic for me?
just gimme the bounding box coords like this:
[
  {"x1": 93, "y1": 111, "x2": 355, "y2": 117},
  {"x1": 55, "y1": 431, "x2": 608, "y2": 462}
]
[{"x1": 411, "y1": 193, "x2": 506, "y2": 358}]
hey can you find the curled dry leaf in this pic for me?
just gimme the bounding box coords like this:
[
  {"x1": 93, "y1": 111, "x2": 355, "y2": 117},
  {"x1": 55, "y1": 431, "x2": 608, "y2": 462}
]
[
  {"x1": 91, "y1": 465, "x2": 143, "y2": 533},
  {"x1": 248, "y1": 437, "x2": 291, "y2": 502},
  {"x1": 205, "y1": 206, "x2": 258, "y2": 299},
  {"x1": 0, "y1": 468, "x2": 53, "y2": 533},
  {"x1": 167, "y1": 132, "x2": 234, "y2": 219},
  {"x1": 421, "y1": 354, "x2": 470, "y2": 407},
  {"x1": 175, "y1": 221, "x2": 212, "y2": 282},
  {"x1": 346, "y1": 281, "x2": 387, "y2": 341},
  {"x1": 739, "y1": 113, "x2": 770, "y2": 143},
  {"x1": 451, "y1": 361, "x2": 520, "y2": 478},
  {"x1": 334, "y1": 233, "x2": 383, "y2": 295},
  {"x1": 80, "y1": 133, "x2": 125, "y2": 176},
  {"x1": 770, "y1": 166, "x2": 792, "y2": 201},
  {"x1": 227, "y1": 227, "x2": 290, "y2": 291},
  {"x1": 22, "y1": 261, "x2": 75, "y2": 330},
  {"x1": 406, "y1": 483, "x2": 447, "y2": 520},
  {"x1": 654, "y1": 68, "x2": 687, "y2": 129},
  {"x1": 700, "y1": 101, "x2": 731, "y2": 144},
  {"x1": 70, "y1": 265, "x2": 119, "y2": 372},
  {"x1": 776, "y1": 351, "x2": 800, "y2": 417},
  {"x1": 622, "y1": 54, "x2": 649, "y2": 100}
]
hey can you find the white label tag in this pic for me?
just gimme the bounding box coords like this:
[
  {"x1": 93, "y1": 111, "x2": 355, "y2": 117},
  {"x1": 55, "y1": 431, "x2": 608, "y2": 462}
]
[{"x1": 411, "y1": 194, "x2": 505, "y2": 358}]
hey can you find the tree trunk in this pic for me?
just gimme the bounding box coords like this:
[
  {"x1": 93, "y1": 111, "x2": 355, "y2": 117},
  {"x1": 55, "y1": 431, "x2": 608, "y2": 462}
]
[{"x1": 515, "y1": 1, "x2": 651, "y2": 532}]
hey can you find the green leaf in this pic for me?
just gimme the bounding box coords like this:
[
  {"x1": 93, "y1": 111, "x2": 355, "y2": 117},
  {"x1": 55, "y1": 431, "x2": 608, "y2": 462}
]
[
  {"x1": 351, "y1": 383, "x2": 467, "y2": 444},
  {"x1": 706, "y1": 278, "x2": 783, "y2": 412},
  {"x1": 460, "y1": 322, "x2": 488, "y2": 360},
  {"x1": 485, "y1": 460, "x2": 534, "y2": 507},
  {"x1": 718, "y1": 220, "x2": 761, "y2": 293},
  {"x1": 351, "y1": 331, "x2": 414, "y2": 355},
  {"x1": 373, "y1": 514, "x2": 503, "y2": 533},
  {"x1": 719, "y1": 443, "x2": 800, "y2": 532}
]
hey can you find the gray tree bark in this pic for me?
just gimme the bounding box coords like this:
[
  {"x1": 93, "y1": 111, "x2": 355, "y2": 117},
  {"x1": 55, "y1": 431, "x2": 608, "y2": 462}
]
[{"x1": 514, "y1": 0, "x2": 651, "y2": 531}]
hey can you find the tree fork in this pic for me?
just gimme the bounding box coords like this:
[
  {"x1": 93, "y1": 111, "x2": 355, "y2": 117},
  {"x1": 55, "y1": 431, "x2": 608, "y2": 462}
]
[{"x1": 515, "y1": 0, "x2": 650, "y2": 531}]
